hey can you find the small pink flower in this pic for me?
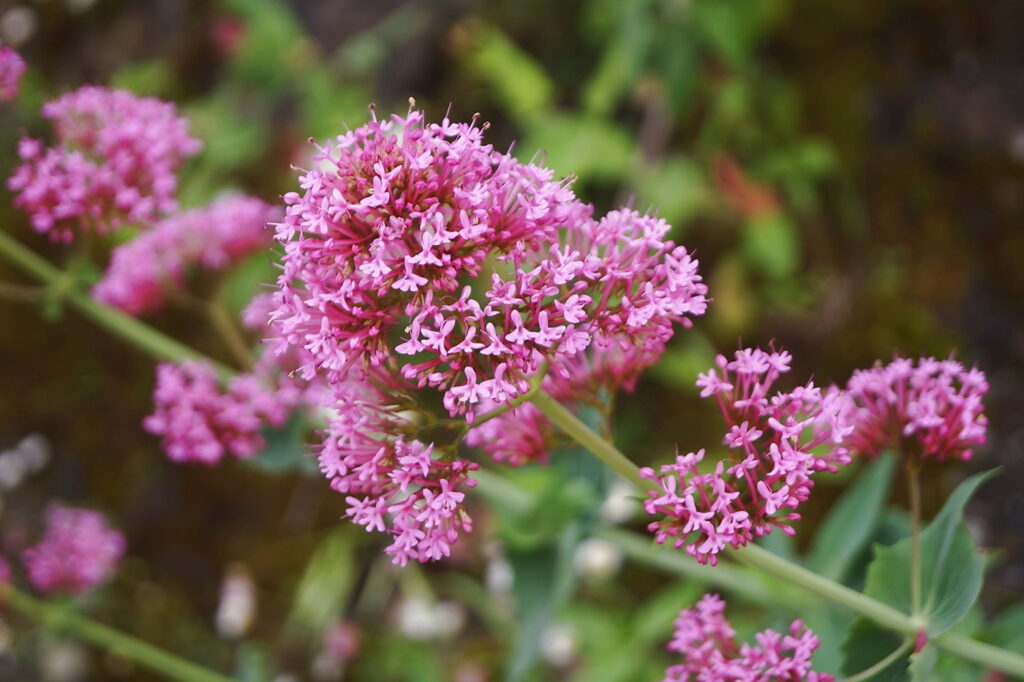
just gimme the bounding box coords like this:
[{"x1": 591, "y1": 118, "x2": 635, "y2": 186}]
[
  {"x1": 22, "y1": 506, "x2": 126, "y2": 596},
  {"x1": 144, "y1": 361, "x2": 293, "y2": 464},
  {"x1": 642, "y1": 347, "x2": 851, "y2": 565},
  {"x1": 8, "y1": 86, "x2": 200, "y2": 241},
  {"x1": 0, "y1": 44, "x2": 26, "y2": 102},
  {"x1": 661, "y1": 594, "x2": 833, "y2": 681},
  {"x1": 841, "y1": 356, "x2": 987, "y2": 461},
  {"x1": 93, "y1": 195, "x2": 279, "y2": 314}
]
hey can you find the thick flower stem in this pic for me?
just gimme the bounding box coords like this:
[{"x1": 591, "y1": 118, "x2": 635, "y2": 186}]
[
  {"x1": 529, "y1": 390, "x2": 647, "y2": 490},
  {"x1": 532, "y1": 387, "x2": 1024, "y2": 678},
  {"x1": 2, "y1": 586, "x2": 233, "y2": 682},
  {"x1": 907, "y1": 462, "x2": 923, "y2": 616},
  {"x1": 0, "y1": 230, "x2": 233, "y2": 377}
]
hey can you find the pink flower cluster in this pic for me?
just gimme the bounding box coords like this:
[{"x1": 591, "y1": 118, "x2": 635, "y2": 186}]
[
  {"x1": 841, "y1": 356, "x2": 988, "y2": 462},
  {"x1": 144, "y1": 361, "x2": 291, "y2": 465},
  {"x1": 270, "y1": 109, "x2": 706, "y2": 416},
  {"x1": 21, "y1": 506, "x2": 126, "y2": 595},
  {"x1": 8, "y1": 86, "x2": 200, "y2": 241},
  {"x1": 318, "y1": 370, "x2": 477, "y2": 566},
  {"x1": 662, "y1": 594, "x2": 833, "y2": 682},
  {"x1": 641, "y1": 348, "x2": 852, "y2": 565},
  {"x1": 92, "y1": 195, "x2": 279, "y2": 314},
  {"x1": 266, "y1": 107, "x2": 707, "y2": 563},
  {"x1": 0, "y1": 44, "x2": 26, "y2": 102}
]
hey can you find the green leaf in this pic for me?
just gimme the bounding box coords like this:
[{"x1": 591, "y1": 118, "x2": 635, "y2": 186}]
[
  {"x1": 523, "y1": 114, "x2": 634, "y2": 182},
  {"x1": 808, "y1": 453, "x2": 897, "y2": 581},
  {"x1": 741, "y1": 213, "x2": 799, "y2": 280},
  {"x1": 861, "y1": 470, "x2": 996, "y2": 636},
  {"x1": 465, "y1": 24, "x2": 554, "y2": 125},
  {"x1": 283, "y1": 528, "x2": 361, "y2": 641},
  {"x1": 840, "y1": 620, "x2": 910, "y2": 681},
  {"x1": 245, "y1": 413, "x2": 317, "y2": 474}
]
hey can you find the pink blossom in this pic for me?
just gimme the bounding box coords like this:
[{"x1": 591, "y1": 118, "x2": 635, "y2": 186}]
[
  {"x1": 22, "y1": 506, "x2": 126, "y2": 595},
  {"x1": 144, "y1": 361, "x2": 291, "y2": 464},
  {"x1": 318, "y1": 370, "x2": 477, "y2": 566},
  {"x1": 270, "y1": 108, "x2": 706, "y2": 424},
  {"x1": 322, "y1": 620, "x2": 361, "y2": 663},
  {"x1": 642, "y1": 347, "x2": 852, "y2": 565},
  {"x1": 8, "y1": 86, "x2": 200, "y2": 241},
  {"x1": 92, "y1": 195, "x2": 279, "y2": 314},
  {"x1": 841, "y1": 356, "x2": 988, "y2": 461},
  {"x1": 0, "y1": 44, "x2": 26, "y2": 102},
  {"x1": 662, "y1": 594, "x2": 833, "y2": 681}
]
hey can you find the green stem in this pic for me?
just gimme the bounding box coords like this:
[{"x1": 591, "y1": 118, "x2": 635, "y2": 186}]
[
  {"x1": 529, "y1": 390, "x2": 647, "y2": 490},
  {"x1": 531, "y1": 388, "x2": 1024, "y2": 678},
  {"x1": 594, "y1": 527, "x2": 805, "y2": 610},
  {"x1": 3, "y1": 586, "x2": 233, "y2": 682},
  {"x1": 908, "y1": 462, "x2": 922, "y2": 616},
  {"x1": 841, "y1": 638, "x2": 913, "y2": 682},
  {"x1": 0, "y1": 230, "x2": 233, "y2": 377}
]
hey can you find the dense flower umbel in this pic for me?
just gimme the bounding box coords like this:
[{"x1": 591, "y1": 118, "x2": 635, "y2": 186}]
[
  {"x1": 144, "y1": 361, "x2": 292, "y2": 465},
  {"x1": 0, "y1": 44, "x2": 26, "y2": 102},
  {"x1": 22, "y1": 506, "x2": 126, "y2": 595},
  {"x1": 641, "y1": 348, "x2": 852, "y2": 565},
  {"x1": 318, "y1": 369, "x2": 477, "y2": 566},
  {"x1": 841, "y1": 356, "x2": 988, "y2": 462},
  {"x1": 662, "y1": 594, "x2": 833, "y2": 682},
  {"x1": 93, "y1": 195, "x2": 279, "y2": 314},
  {"x1": 270, "y1": 108, "x2": 707, "y2": 421},
  {"x1": 8, "y1": 86, "x2": 200, "y2": 241},
  {"x1": 271, "y1": 106, "x2": 707, "y2": 564}
]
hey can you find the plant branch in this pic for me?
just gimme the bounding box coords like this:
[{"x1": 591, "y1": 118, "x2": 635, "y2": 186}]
[
  {"x1": 529, "y1": 389, "x2": 647, "y2": 489},
  {"x1": 3, "y1": 586, "x2": 233, "y2": 682},
  {"x1": 0, "y1": 230, "x2": 233, "y2": 377}
]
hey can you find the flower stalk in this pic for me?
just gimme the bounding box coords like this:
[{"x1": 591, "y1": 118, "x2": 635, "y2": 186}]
[
  {"x1": 907, "y1": 462, "x2": 923, "y2": 616},
  {"x1": 2, "y1": 586, "x2": 233, "y2": 682}
]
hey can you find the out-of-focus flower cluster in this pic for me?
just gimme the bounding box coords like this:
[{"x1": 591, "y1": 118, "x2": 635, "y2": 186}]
[
  {"x1": 8, "y1": 86, "x2": 200, "y2": 241},
  {"x1": 267, "y1": 107, "x2": 707, "y2": 563},
  {"x1": 144, "y1": 360, "x2": 303, "y2": 465},
  {"x1": 662, "y1": 594, "x2": 833, "y2": 682},
  {"x1": 92, "y1": 195, "x2": 279, "y2": 314},
  {"x1": 0, "y1": 44, "x2": 26, "y2": 102},
  {"x1": 641, "y1": 347, "x2": 852, "y2": 565},
  {"x1": 21, "y1": 506, "x2": 125, "y2": 596},
  {"x1": 840, "y1": 356, "x2": 988, "y2": 462}
]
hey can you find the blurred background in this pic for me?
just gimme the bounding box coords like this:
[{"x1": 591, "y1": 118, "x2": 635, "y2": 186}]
[{"x1": 0, "y1": 0, "x2": 1023, "y2": 679}]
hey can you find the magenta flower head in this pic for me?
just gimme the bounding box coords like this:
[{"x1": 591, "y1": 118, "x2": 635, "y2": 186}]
[
  {"x1": 270, "y1": 105, "x2": 707, "y2": 564},
  {"x1": 93, "y1": 195, "x2": 280, "y2": 314},
  {"x1": 641, "y1": 347, "x2": 852, "y2": 565},
  {"x1": 0, "y1": 44, "x2": 26, "y2": 102},
  {"x1": 662, "y1": 593, "x2": 833, "y2": 682},
  {"x1": 22, "y1": 506, "x2": 126, "y2": 596},
  {"x1": 8, "y1": 86, "x2": 201, "y2": 241},
  {"x1": 144, "y1": 361, "x2": 292, "y2": 465},
  {"x1": 842, "y1": 356, "x2": 988, "y2": 462}
]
